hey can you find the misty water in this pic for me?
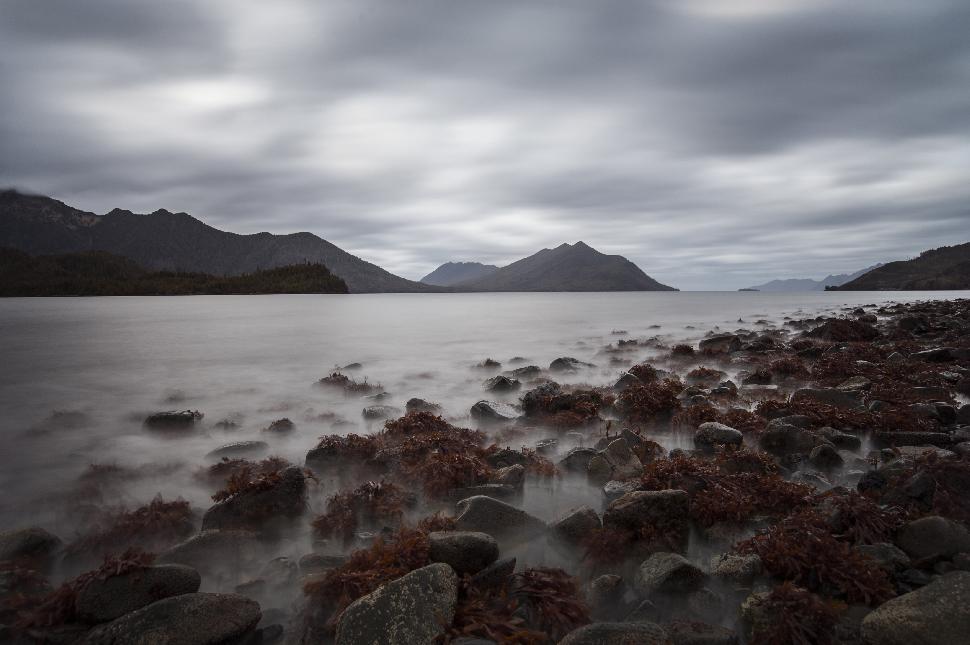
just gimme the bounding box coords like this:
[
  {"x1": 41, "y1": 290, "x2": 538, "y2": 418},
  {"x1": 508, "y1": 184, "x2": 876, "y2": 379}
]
[{"x1": 0, "y1": 291, "x2": 964, "y2": 568}]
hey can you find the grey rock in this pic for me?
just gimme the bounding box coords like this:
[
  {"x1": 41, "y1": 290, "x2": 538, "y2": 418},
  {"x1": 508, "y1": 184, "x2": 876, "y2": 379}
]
[
  {"x1": 699, "y1": 334, "x2": 742, "y2": 353},
  {"x1": 428, "y1": 531, "x2": 498, "y2": 575},
  {"x1": 469, "y1": 400, "x2": 519, "y2": 422},
  {"x1": 710, "y1": 553, "x2": 762, "y2": 585},
  {"x1": 895, "y1": 515, "x2": 970, "y2": 560},
  {"x1": 335, "y1": 563, "x2": 458, "y2": 645},
  {"x1": 603, "y1": 490, "x2": 690, "y2": 554},
  {"x1": 665, "y1": 620, "x2": 737, "y2": 645},
  {"x1": 587, "y1": 438, "x2": 643, "y2": 484},
  {"x1": 491, "y1": 464, "x2": 525, "y2": 488},
  {"x1": 549, "y1": 357, "x2": 594, "y2": 372},
  {"x1": 792, "y1": 387, "x2": 862, "y2": 409},
  {"x1": 602, "y1": 480, "x2": 640, "y2": 504},
  {"x1": 362, "y1": 405, "x2": 400, "y2": 420},
  {"x1": 588, "y1": 574, "x2": 626, "y2": 620},
  {"x1": 551, "y1": 506, "x2": 601, "y2": 546},
  {"x1": 0, "y1": 527, "x2": 62, "y2": 570},
  {"x1": 454, "y1": 496, "x2": 545, "y2": 546},
  {"x1": 157, "y1": 530, "x2": 261, "y2": 575},
  {"x1": 855, "y1": 543, "x2": 910, "y2": 571},
  {"x1": 76, "y1": 564, "x2": 201, "y2": 623},
  {"x1": 144, "y1": 410, "x2": 202, "y2": 430},
  {"x1": 405, "y1": 398, "x2": 441, "y2": 413},
  {"x1": 694, "y1": 422, "x2": 743, "y2": 451},
  {"x1": 483, "y1": 375, "x2": 521, "y2": 392},
  {"x1": 861, "y1": 571, "x2": 970, "y2": 645},
  {"x1": 808, "y1": 444, "x2": 844, "y2": 470},
  {"x1": 205, "y1": 441, "x2": 269, "y2": 460},
  {"x1": 634, "y1": 552, "x2": 706, "y2": 596},
  {"x1": 201, "y1": 466, "x2": 307, "y2": 533},
  {"x1": 469, "y1": 557, "x2": 516, "y2": 590},
  {"x1": 559, "y1": 622, "x2": 669, "y2": 645}
]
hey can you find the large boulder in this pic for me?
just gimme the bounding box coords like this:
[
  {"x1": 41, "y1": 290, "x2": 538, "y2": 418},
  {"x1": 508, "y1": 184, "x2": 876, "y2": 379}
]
[
  {"x1": 587, "y1": 438, "x2": 643, "y2": 483},
  {"x1": 76, "y1": 564, "x2": 201, "y2": 623},
  {"x1": 549, "y1": 357, "x2": 594, "y2": 372},
  {"x1": 483, "y1": 375, "x2": 521, "y2": 392},
  {"x1": 454, "y1": 496, "x2": 546, "y2": 546},
  {"x1": 710, "y1": 553, "x2": 762, "y2": 586},
  {"x1": 861, "y1": 572, "x2": 970, "y2": 645},
  {"x1": 895, "y1": 516, "x2": 970, "y2": 560},
  {"x1": 694, "y1": 422, "x2": 743, "y2": 451},
  {"x1": 603, "y1": 490, "x2": 690, "y2": 554},
  {"x1": 81, "y1": 592, "x2": 260, "y2": 644},
  {"x1": 559, "y1": 447, "x2": 598, "y2": 473},
  {"x1": 699, "y1": 334, "x2": 742, "y2": 354},
  {"x1": 634, "y1": 552, "x2": 706, "y2": 596},
  {"x1": 559, "y1": 622, "x2": 669, "y2": 644},
  {"x1": 551, "y1": 506, "x2": 601, "y2": 546},
  {"x1": 428, "y1": 531, "x2": 499, "y2": 576},
  {"x1": 334, "y1": 563, "x2": 458, "y2": 645},
  {"x1": 201, "y1": 466, "x2": 307, "y2": 533},
  {"x1": 0, "y1": 527, "x2": 62, "y2": 570},
  {"x1": 469, "y1": 400, "x2": 519, "y2": 422}
]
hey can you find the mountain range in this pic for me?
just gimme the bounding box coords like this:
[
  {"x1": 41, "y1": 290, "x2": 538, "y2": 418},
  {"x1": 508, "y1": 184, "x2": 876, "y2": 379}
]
[
  {"x1": 833, "y1": 243, "x2": 970, "y2": 290},
  {"x1": 431, "y1": 242, "x2": 677, "y2": 291},
  {"x1": 742, "y1": 264, "x2": 883, "y2": 292},
  {"x1": 421, "y1": 261, "x2": 499, "y2": 287}
]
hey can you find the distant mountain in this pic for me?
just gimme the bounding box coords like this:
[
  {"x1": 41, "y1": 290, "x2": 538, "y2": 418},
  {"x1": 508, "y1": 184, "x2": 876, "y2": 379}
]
[
  {"x1": 454, "y1": 241, "x2": 676, "y2": 291},
  {"x1": 0, "y1": 248, "x2": 348, "y2": 296},
  {"x1": 0, "y1": 190, "x2": 437, "y2": 293},
  {"x1": 833, "y1": 243, "x2": 970, "y2": 290},
  {"x1": 743, "y1": 264, "x2": 882, "y2": 292},
  {"x1": 422, "y1": 261, "x2": 499, "y2": 286}
]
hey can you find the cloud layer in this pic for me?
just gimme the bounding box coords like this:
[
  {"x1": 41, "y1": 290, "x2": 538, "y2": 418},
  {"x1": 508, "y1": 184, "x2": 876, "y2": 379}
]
[{"x1": 2, "y1": 0, "x2": 968, "y2": 289}]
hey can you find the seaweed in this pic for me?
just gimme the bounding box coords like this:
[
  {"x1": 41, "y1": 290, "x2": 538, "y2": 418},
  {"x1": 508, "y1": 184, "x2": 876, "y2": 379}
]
[
  {"x1": 616, "y1": 379, "x2": 683, "y2": 423},
  {"x1": 312, "y1": 480, "x2": 415, "y2": 544},
  {"x1": 317, "y1": 372, "x2": 381, "y2": 395},
  {"x1": 628, "y1": 363, "x2": 659, "y2": 382},
  {"x1": 748, "y1": 583, "x2": 841, "y2": 645},
  {"x1": 64, "y1": 497, "x2": 194, "y2": 560}
]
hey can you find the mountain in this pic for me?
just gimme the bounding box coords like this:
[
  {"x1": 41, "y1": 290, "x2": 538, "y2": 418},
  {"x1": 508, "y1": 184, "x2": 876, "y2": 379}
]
[
  {"x1": 454, "y1": 242, "x2": 676, "y2": 291},
  {"x1": 0, "y1": 189, "x2": 437, "y2": 293},
  {"x1": 833, "y1": 243, "x2": 970, "y2": 290},
  {"x1": 743, "y1": 264, "x2": 882, "y2": 292},
  {"x1": 0, "y1": 248, "x2": 348, "y2": 296},
  {"x1": 421, "y1": 261, "x2": 499, "y2": 286}
]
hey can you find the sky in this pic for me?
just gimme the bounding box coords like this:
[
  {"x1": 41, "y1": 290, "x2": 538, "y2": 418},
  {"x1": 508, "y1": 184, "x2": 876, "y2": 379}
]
[{"x1": 1, "y1": 0, "x2": 969, "y2": 290}]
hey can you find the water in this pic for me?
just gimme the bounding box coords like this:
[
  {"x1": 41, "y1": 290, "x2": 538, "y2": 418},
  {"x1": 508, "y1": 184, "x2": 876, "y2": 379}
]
[{"x1": 0, "y1": 291, "x2": 964, "y2": 537}]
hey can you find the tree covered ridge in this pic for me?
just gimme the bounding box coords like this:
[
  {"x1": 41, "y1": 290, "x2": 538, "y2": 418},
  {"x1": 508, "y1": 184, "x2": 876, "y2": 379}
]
[{"x1": 0, "y1": 248, "x2": 348, "y2": 296}]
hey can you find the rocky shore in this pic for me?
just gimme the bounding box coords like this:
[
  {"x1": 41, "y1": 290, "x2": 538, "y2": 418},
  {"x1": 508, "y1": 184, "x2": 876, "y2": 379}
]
[{"x1": 2, "y1": 298, "x2": 970, "y2": 644}]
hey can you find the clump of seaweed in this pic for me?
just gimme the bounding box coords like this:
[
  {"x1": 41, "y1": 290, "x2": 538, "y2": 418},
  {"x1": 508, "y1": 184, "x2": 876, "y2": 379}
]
[
  {"x1": 670, "y1": 343, "x2": 696, "y2": 358},
  {"x1": 873, "y1": 453, "x2": 970, "y2": 523},
  {"x1": 520, "y1": 386, "x2": 612, "y2": 428},
  {"x1": 747, "y1": 583, "x2": 841, "y2": 645},
  {"x1": 616, "y1": 379, "x2": 682, "y2": 423},
  {"x1": 769, "y1": 357, "x2": 810, "y2": 380},
  {"x1": 317, "y1": 372, "x2": 381, "y2": 395},
  {"x1": 628, "y1": 363, "x2": 660, "y2": 382},
  {"x1": 685, "y1": 366, "x2": 725, "y2": 385},
  {"x1": 805, "y1": 319, "x2": 880, "y2": 342},
  {"x1": 197, "y1": 455, "x2": 291, "y2": 488},
  {"x1": 64, "y1": 497, "x2": 194, "y2": 561},
  {"x1": 672, "y1": 404, "x2": 764, "y2": 435},
  {"x1": 312, "y1": 480, "x2": 415, "y2": 545},
  {"x1": 820, "y1": 491, "x2": 906, "y2": 546}
]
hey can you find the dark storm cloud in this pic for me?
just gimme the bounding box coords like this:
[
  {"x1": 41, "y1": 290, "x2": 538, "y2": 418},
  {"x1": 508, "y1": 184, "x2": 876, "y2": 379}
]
[{"x1": 1, "y1": 0, "x2": 968, "y2": 289}]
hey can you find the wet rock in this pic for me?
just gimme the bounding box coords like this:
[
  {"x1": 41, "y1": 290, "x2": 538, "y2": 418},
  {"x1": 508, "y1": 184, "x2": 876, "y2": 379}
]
[
  {"x1": 604, "y1": 490, "x2": 690, "y2": 554},
  {"x1": 205, "y1": 441, "x2": 269, "y2": 460},
  {"x1": 634, "y1": 552, "x2": 706, "y2": 596},
  {"x1": 143, "y1": 410, "x2": 203, "y2": 431},
  {"x1": 469, "y1": 556, "x2": 515, "y2": 591},
  {"x1": 820, "y1": 428, "x2": 862, "y2": 451},
  {"x1": 334, "y1": 563, "x2": 458, "y2": 645},
  {"x1": 664, "y1": 620, "x2": 737, "y2": 645},
  {"x1": 428, "y1": 531, "x2": 499, "y2": 575},
  {"x1": 854, "y1": 543, "x2": 910, "y2": 572},
  {"x1": 808, "y1": 444, "x2": 844, "y2": 471},
  {"x1": 710, "y1": 553, "x2": 762, "y2": 586},
  {"x1": 694, "y1": 422, "x2": 743, "y2": 451},
  {"x1": 559, "y1": 622, "x2": 669, "y2": 645},
  {"x1": 202, "y1": 466, "x2": 307, "y2": 533},
  {"x1": 477, "y1": 358, "x2": 502, "y2": 369},
  {"x1": 446, "y1": 484, "x2": 518, "y2": 502},
  {"x1": 510, "y1": 365, "x2": 542, "y2": 380},
  {"x1": 484, "y1": 447, "x2": 531, "y2": 469},
  {"x1": 454, "y1": 496, "x2": 546, "y2": 546},
  {"x1": 838, "y1": 376, "x2": 873, "y2": 392},
  {"x1": 483, "y1": 375, "x2": 521, "y2": 392},
  {"x1": 792, "y1": 387, "x2": 862, "y2": 409},
  {"x1": 0, "y1": 527, "x2": 62, "y2": 570},
  {"x1": 699, "y1": 334, "x2": 742, "y2": 353},
  {"x1": 76, "y1": 564, "x2": 201, "y2": 623},
  {"x1": 559, "y1": 447, "x2": 598, "y2": 473},
  {"x1": 362, "y1": 405, "x2": 400, "y2": 420},
  {"x1": 759, "y1": 423, "x2": 824, "y2": 456},
  {"x1": 551, "y1": 506, "x2": 601, "y2": 546},
  {"x1": 895, "y1": 515, "x2": 970, "y2": 560},
  {"x1": 613, "y1": 372, "x2": 640, "y2": 391},
  {"x1": 861, "y1": 572, "x2": 970, "y2": 645},
  {"x1": 603, "y1": 480, "x2": 640, "y2": 504},
  {"x1": 405, "y1": 398, "x2": 441, "y2": 413},
  {"x1": 82, "y1": 592, "x2": 260, "y2": 644},
  {"x1": 469, "y1": 400, "x2": 519, "y2": 422},
  {"x1": 549, "y1": 357, "x2": 594, "y2": 372},
  {"x1": 911, "y1": 347, "x2": 957, "y2": 362},
  {"x1": 157, "y1": 530, "x2": 261, "y2": 574},
  {"x1": 262, "y1": 418, "x2": 295, "y2": 434},
  {"x1": 491, "y1": 464, "x2": 525, "y2": 488},
  {"x1": 587, "y1": 438, "x2": 643, "y2": 483},
  {"x1": 588, "y1": 574, "x2": 626, "y2": 620}
]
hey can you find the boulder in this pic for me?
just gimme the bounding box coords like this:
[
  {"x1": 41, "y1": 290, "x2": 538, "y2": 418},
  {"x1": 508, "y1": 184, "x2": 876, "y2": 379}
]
[
  {"x1": 694, "y1": 422, "x2": 743, "y2": 451},
  {"x1": 362, "y1": 405, "x2": 400, "y2": 420},
  {"x1": 587, "y1": 438, "x2": 643, "y2": 483},
  {"x1": 510, "y1": 365, "x2": 543, "y2": 380},
  {"x1": 81, "y1": 592, "x2": 260, "y2": 644},
  {"x1": 549, "y1": 357, "x2": 594, "y2": 372},
  {"x1": 201, "y1": 466, "x2": 307, "y2": 533},
  {"x1": 587, "y1": 574, "x2": 627, "y2": 620},
  {"x1": 603, "y1": 490, "x2": 690, "y2": 554},
  {"x1": 405, "y1": 398, "x2": 441, "y2": 413},
  {"x1": 792, "y1": 388, "x2": 862, "y2": 409},
  {"x1": 603, "y1": 480, "x2": 640, "y2": 504},
  {"x1": 455, "y1": 496, "x2": 546, "y2": 546},
  {"x1": 469, "y1": 400, "x2": 519, "y2": 422},
  {"x1": 491, "y1": 464, "x2": 525, "y2": 488},
  {"x1": 551, "y1": 506, "x2": 601, "y2": 546},
  {"x1": 895, "y1": 516, "x2": 970, "y2": 560},
  {"x1": 854, "y1": 543, "x2": 910, "y2": 572},
  {"x1": 205, "y1": 441, "x2": 269, "y2": 460},
  {"x1": 428, "y1": 531, "x2": 498, "y2": 575},
  {"x1": 0, "y1": 527, "x2": 61, "y2": 570},
  {"x1": 334, "y1": 563, "x2": 458, "y2": 645},
  {"x1": 699, "y1": 334, "x2": 742, "y2": 354},
  {"x1": 559, "y1": 622, "x2": 669, "y2": 645},
  {"x1": 76, "y1": 564, "x2": 201, "y2": 623},
  {"x1": 861, "y1": 572, "x2": 970, "y2": 645},
  {"x1": 143, "y1": 410, "x2": 202, "y2": 431},
  {"x1": 559, "y1": 447, "x2": 598, "y2": 473},
  {"x1": 634, "y1": 552, "x2": 706, "y2": 596},
  {"x1": 808, "y1": 444, "x2": 844, "y2": 471},
  {"x1": 664, "y1": 620, "x2": 737, "y2": 645},
  {"x1": 469, "y1": 557, "x2": 516, "y2": 591},
  {"x1": 157, "y1": 530, "x2": 261, "y2": 575},
  {"x1": 483, "y1": 375, "x2": 521, "y2": 392},
  {"x1": 613, "y1": 372, "x2": 641, "y2": 391},
  {"x1": 759, "y1": 424, "x2": 823, "y2": 456},
  {"x1": 710, "y1": 553, "x2": 762, "y2": 586}
]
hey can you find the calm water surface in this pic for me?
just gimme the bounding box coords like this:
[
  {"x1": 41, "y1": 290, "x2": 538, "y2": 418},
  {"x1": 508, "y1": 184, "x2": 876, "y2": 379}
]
[{"x1": 0, "y1": 291, "x2": 964, "y2": 533}]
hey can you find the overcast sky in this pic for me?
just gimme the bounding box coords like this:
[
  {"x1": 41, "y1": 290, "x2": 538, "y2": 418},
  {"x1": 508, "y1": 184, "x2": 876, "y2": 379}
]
[{"x1": 1, "y1": 0, "x2": 968, "y2": 289}]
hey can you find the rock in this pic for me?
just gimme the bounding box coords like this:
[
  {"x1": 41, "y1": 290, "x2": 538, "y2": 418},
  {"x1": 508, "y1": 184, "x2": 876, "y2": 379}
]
[
  {"x1": 634, "y1": 552, "x2": 706, "y2": 596},
  {"x1": 587, "y1": 438, "x2": 643, "y2": 483},
  {"x1": 469, "y1": 400, "x2": 519, "y2": 422},
  {"x1": 838, "y1": 376, "x2": 873, "y2": 392},
  {"x1": 205, "y1": 441, "x2": 269, "y2": 460},
  {"x1": 491, "y1": 464, "x2": 525, "y2": 488},
  {"x1": 911, "y1": 347, "x2": 957, "y2": 362},
  {"x1": 76, "y1": 564, "x2": 201, "y2": 623},
  {"x1": 588, "y1": 574, "x2": 627, "y2": 620},
  {"x1": 710, "y1": 553, "x2": 762, "y2": 585},
  {"x1": 477, "y1": 358, "x2": 502, "y2": 369},
  {"x1": 334, "y1": 563, "x2": 458, "y2": 645},
  {"x1": 298, "y1": 552, "x2": 346, "y2": 574},
  {"x1": 819, "y1": 428, "x2": 863, "y2": 451},
  {"x1": 603, "y1": 480, "x2": 640, "y2": 504},
  {"x1": 428, "y1": 531, "x2": 499, "y2": 575},
  {"x1": 157, "y1": 530, "x2": 261, "y2": 575},
  {"x1": 604, "y1": 490, "x2": 690, "y2": 554},
  {"x1": 483, "y1": 375, "x2": 521, "y2": 392},
  {"x1": 454, "y1": 496, "x2": 546, "y2": 546},
  {"x1": 559, "y1": 622, "x2": 669, "y2": 645},
  {"x1": 694, "y1": 422, "x2": 743, "y2": 451},
  {"x1": 446, "y1": 484, "x2": 518, "y2": 502},
  {"x1": 362, "y1": 405, "x2": 400, "y2": 420},
  {"x1": 484, "y1": 447, "x2": 531, "y2": 469},
  {"x1": 551, "y1": 506, "x2": 601, "y2": 545},
  {"x1": 405, "y1": 398, "x2": 441, "y2": 413},
  {"x1": 613, "y1": 372, "x2": 640, "y2": 391},
  {"x1": 895, "y1": 516, "x2": 970, "y2": 560},
  {"x1": 535, "y1": 438, "x2": 558, "y2": 455},
  {"x1": 263, "y1": 418, "x2": 295, "y2": 434},
  {"x1": 664, "y1": 620, "x2": 737, "y2": 645},
  {"x1": 143, "y1": 410, "x2": 203, "y2": 430},
  {"x1": 549, "y1": 357, "x2": 594, "y2": 372},
  {"x1": 854, "y1": 543, "x2": 910, "y2": 571},
  {"x1": 510, "y1": 365, "x2": 542, "y2": 380},
  {"x1": 0, "y1": 527, "x2": 62, "y2": 570},
  {"x1": 758, "y1": 423, "x2": 823, "y2": 456},
  {"x1": 81, "y1": 592, "x2": 260, "y2": 644},
  {"x1": 202, "y1": 466, "x2": 307, "y2": 533},
  {"x1": 792, "y1": 387, "x2": 862, "y2": 409},
  {"x1": 808, "y1": 444, "x2": 844, "y2": 471},
  {"x1": 699, "y1": 334, "x2": 742, "y2": 353},
  {"x1": 875, "y1": 431, "x2": 953, "y2": 448},
  {"x1": 469, "y1": 557, "x2": 516, "y2": 590},
  {"x1": 861, "y1": 571, "x2": 970, "y2": 645}
]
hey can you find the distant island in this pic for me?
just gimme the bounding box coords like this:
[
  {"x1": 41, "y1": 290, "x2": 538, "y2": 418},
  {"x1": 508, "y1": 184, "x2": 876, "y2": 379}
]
[
  {"x1": 742, "y1": 264, "x2": 882, "y2": 292},
  {"x1": 0, "y1": 248, "x2": 348, "y2": 296},
  {"x1": 830, "y1": 242, "x2": 970, "y2": 290},
  {"x1": 421, "y1": 261, "x2": 499, "y2": 287}
]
